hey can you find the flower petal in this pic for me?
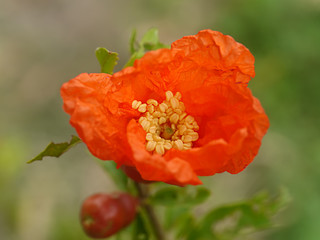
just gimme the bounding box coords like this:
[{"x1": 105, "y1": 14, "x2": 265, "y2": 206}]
[
  {"x1": 171, "y1": 29, "x2": 255, "y2": 85},
  {"x1": 126, "y1": 119, "x2": 202, "y2": 185},
  {"x1": 164, "y1": 83, "x2": 269, "y2": 175},
  {"x1": 61, "y1": 73, "x2": 134, "y2": 165}
]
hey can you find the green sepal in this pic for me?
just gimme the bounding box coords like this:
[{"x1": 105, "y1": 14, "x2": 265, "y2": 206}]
[
  {"x1": 27, "y1": 135, "x2": 81, "y2": 163},
  {"x1": 95, "y1": 47, "x2": 119, "y2": 74}
]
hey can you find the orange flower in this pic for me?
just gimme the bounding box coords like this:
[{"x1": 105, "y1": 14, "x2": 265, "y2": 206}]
[{"x1": 61, "y1": 30, "x2": 269, "y2": 186}]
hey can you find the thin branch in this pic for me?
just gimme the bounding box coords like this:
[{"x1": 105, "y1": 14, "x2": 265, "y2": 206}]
[{"x1": 134, "y1": 182, "x2": 165, "y2": 240}]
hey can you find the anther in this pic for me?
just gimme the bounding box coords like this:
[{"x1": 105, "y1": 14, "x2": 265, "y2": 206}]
[
  {"x1": 185, "y1": 115, "x2": 194, "y2": 123},
  {"x1": 139, "y1": 117, "x2": 146, "y2": 124},
  {"x1": 183, "y1": 135, "x2": 193, "y2": 143},
  {"x1": 146, "y1": 133, "x2": 153, "y2": 141},
  {"x1": 174, "y1": 140, "x2": 184, "y2": 150},
  {"x1": 165, "y1": 91, "x2": 174, "y2": 101},
  {"x1": 179, "y1": 102, "x2": 185, "y2": 111},
  {"x1": 169, "y1": 113, "x2": 179, "y2": 124},
  {"x1": 132, "y1": 100, "x2": 141, "y2": 109},
  {"x1": 155, "y1": 143, "x2": 165, "y2": 155},
  {"x1": 147, "y1": 104, "x2": 155, "y2": 113},
  {"x1": 146, "y1": 141, "x2": 156, "y2": 151},
  {"x1": 159, "y1": 103, "x2": 168, "y2": 112},
  {"x1": 163, "y1": 142, "x2": 172, "y2": 150},
  {"x1": 190, "y1": 132, "x2": 199, "y2": 141},
  {"x1": 175, "y1": 92, "x2": 182, "y2": 100},
  {"x1": 138, "y1": 103, "x2": 147, "y2": 113},
  {"x1": 170, "y1": 97, "x2": 179, "y2": 109},
  {"x1": 159, "y1": 117, "x2": 166, "y2": 125},
  {"x1": 147, "y1": 99, "x2": 158, "y2": 106},
  {"x1": 149, "y1": 126, "x2": 157, "y2": 133},
  {"x1": 179, "y1": 125, "x2": 187, "y2": 135},
  {"x1": 153, "y1": 111, "x2": 161, "y2": 118},
  {"x1": 141, "y1": 119, "x2": 151, "y2": 131},
  {"x1": 179, "y1": 112, "x2": 187, "y2": 121}
]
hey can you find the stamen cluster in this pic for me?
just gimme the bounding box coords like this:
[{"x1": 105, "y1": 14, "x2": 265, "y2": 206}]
[{"x1": 132, "y1": 91, "x2": 199, "y2": 155}]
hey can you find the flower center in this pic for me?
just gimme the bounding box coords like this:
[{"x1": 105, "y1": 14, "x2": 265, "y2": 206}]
[{"x1": 132, "y1": 91, "x2": 199, "y2": 155}]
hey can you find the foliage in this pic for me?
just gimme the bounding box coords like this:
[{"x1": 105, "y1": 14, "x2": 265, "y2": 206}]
[
  {"x1": 27, "y1": 135, "x2": 81, "y2": 163},
  {"x1": 124, "y1": 28, "x2": 170, "y2": 67},
  {"x1": 95, "y1": 48, "x2": 119, "y2": 74}
]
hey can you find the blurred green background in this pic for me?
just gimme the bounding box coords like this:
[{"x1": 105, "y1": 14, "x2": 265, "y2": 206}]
[{"x1": 1, "y1": 0, "x2": 320, "y2": 239}]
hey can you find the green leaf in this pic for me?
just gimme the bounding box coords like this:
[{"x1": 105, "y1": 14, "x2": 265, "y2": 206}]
[
  {"x1": 129, "y1": 29, "x2": 137, "y2": 54},
  {"x1": 185, "y1": 187, "x2": 210, "y2": 205},
  {"x1": 150, "y1": 186, "x2": 210, "y2": 206},
  {"x1": 132, "y1": 210, "x2": 153, "y2": 240},
  {"x1": 191, "y1": 189, "x2": 290, "y2": 240},
  {"x1": 164, "y1": 206, "x2": 196, "y2": 239},
  {"x1": 140, "y1": 28, "x2": 160, "y2": 48},
  {"x1": 124, "y1": 28, "x2": 170, "y2": 67},
  {"x1": 149, "y1": 186, "x2": 180, "y2": 206},
  {"x1": 124, "y1": 48, "x2": 145, "y2": 68},
  {"x1": 139, "y1": 28, "x2": 170, "y2": 51},
  {"x1": 164, "y1": 206, "x2": 189, "y2": 230},
  {"x1": 98, "y1": 160, "x2": 129, "y2": 191},
  {"x1": 176, "y1": 214, "x2": 196, "y2": 239},
  {"x1": 27, "y1": 135, "x2": 81, "y2": 163},
  {"x1": 95, "y1": 47, "x2": 119, "y2": 74}
]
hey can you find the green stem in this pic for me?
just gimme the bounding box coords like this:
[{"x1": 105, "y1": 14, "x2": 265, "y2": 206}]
[{"x1": 134, "y1": 182, "x2": 165, "y2": 240}]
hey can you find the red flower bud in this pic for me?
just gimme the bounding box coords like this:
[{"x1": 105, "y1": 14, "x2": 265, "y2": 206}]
[{"x1": 80, "y1": 193, "x2": 138, "y2": 238}]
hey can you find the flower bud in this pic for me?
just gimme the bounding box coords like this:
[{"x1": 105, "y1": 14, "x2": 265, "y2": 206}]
[{"x1": 80, "y1": 193, "x2": 138, "y2": 238}]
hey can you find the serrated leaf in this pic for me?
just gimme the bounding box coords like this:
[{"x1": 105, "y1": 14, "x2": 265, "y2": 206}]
[
  {"x1": 95, "y1": 47, "x2": 119, "y2": 74},
  {"x1": 98, "y1": 160, "x2": 129, "y2": 191},
  {"x1": 27, "y1": 135, "x2": 81, "y2": 163}
]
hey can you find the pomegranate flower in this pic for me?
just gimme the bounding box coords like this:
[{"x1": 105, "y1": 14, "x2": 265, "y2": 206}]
[{"x1": 61, "y1": 30, "x2": 269, "y2": 186}]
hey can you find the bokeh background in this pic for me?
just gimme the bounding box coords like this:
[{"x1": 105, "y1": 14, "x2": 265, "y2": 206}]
[{"x1": 1, "y1": 0, "x2": 320, "y2": 239}]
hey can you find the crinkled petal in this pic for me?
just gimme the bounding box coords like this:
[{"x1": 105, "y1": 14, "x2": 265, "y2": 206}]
[
  {"x1": 61, "y1": 73, "x2": 134, "y2": 165},
  {"x1": 171, "y1": 29, "x2": 255, "y2": 85}
]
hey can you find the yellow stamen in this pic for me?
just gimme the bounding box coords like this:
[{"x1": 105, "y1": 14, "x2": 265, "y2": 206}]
[
  {"x1": 155, "y1": 143, "x2": 165, "y2": 155},
  {"x1": 132, "y1": 91, "x2": 200, "y2": 155},
  {"x1": 132, "y1": 100, "x2": 142, "y2": 109},
  {"x1": 147, "y1": 99, "x2": 158, "y2": 106},
  {"x1": 138, "y1": 103, "x2": 147, "y2": 113}
]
